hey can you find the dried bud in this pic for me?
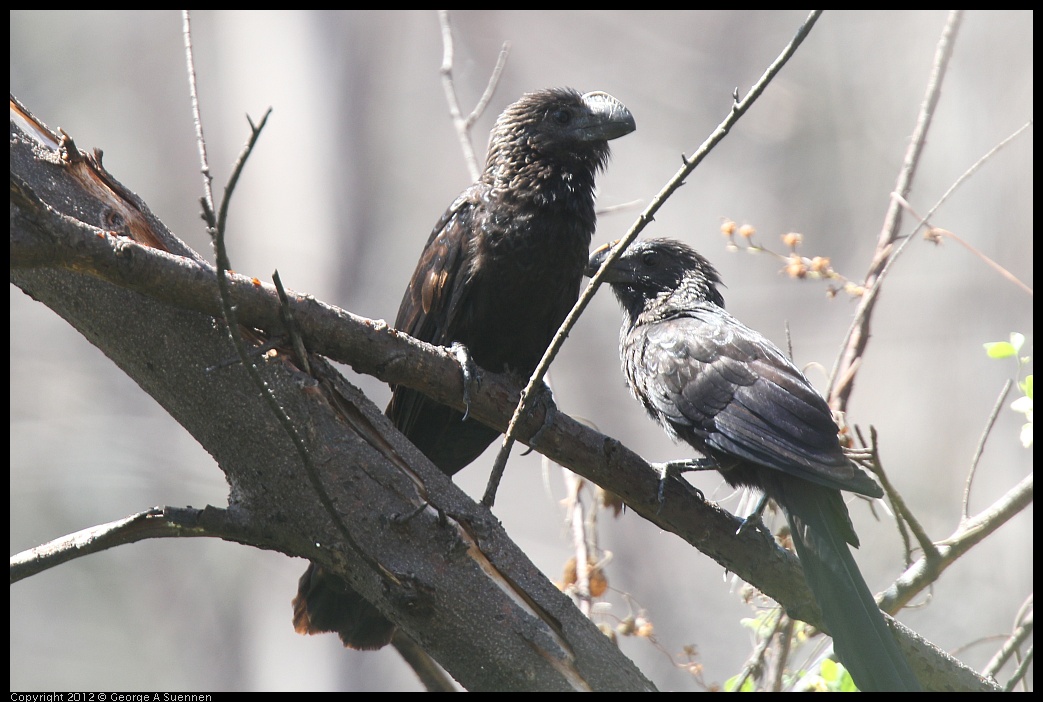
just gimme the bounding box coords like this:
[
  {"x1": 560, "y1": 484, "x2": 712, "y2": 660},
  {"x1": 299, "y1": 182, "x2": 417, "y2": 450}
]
[
  {"x1": 785, "y1": 254, "x2": 808, "y2": 279},
  {"x1": 809, "y1": 256, "x2": 831, "y2": 274}
]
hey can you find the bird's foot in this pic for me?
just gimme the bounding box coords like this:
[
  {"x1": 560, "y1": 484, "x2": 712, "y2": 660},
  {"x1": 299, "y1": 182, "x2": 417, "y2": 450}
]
[
  {"x1": 449, "y1": 342, "x2": 481, "y2": 421},
  {"x1": 736, "y1": 493, "x2": 770, "y2": 537},
  {"x1": 522, "y1": 381, "x2": 558, "y2": 450},
  {"x1": 650, "y1": 458, "x2": 716, "y2": 506}
]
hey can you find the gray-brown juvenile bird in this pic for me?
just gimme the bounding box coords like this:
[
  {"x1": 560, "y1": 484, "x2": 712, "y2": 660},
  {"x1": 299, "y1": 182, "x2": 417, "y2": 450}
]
[
  {"x1": 293, "y1": 88, "x2": 635, "y2": 649},
  {"x1": 588, "y1": 238, "x2": 919, "y2": 691}
]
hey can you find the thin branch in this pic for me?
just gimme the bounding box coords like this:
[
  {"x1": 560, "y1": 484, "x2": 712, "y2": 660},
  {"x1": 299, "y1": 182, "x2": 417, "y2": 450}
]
[
  {"x1": 827, "y1": 10, "x2": 963, "y2": 408},
  {"x1": 984, "y1": 595, "x2": 1033, "y2": 685},
  {"x1": 391, "y1": 633, "x2": 459, "y2": 692},
  {"x1": 215, "y1": 110, "x2": 272, "y2": 239},
  {"x1": 181, "y1": 14, "x2": 375, "y2": 584},
  {"x1": 879, "y1": 472, "x2": 1033, "y2": 614},
  {"x1": 860, "y1": 426, "x2": 938, "y2": 565},
  {"x1": 895, "y1": 190, "x2": 1033, "y2": 296},
  {"x1": 10, "y1": 506, "x2": 260, "y2": 583},
  {"x1": 438, "y1": 9, "x2": 510, "y2": 181},
  {"x1": 827, "y1": 118, "x2": 1032, "y2": 405},
  {"x1": 905, "y1": 119, "x2": 1032, "y2": 251},
  {"x1": 183, "y1": 13, "x2": 295, "y2": 491},
  {"x1": 181, "y1": 11, "x2": 215, "y2": 214},
  {"x1": 1002, "y1": 644, "x2": 1033, "y2": 693},
  {"x1": 963, "y1": 380, "x2": 1014, "y2": 520},
  {"x1": 482, "y1": 9, "x2": 825, "y2": 507}
]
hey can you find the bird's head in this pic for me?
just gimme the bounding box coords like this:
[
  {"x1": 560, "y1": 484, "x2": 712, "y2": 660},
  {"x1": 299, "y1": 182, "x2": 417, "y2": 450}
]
[
  {"x1": 586, "y1": 238, "x2": 725, "y2": 324},
  {"x1": 486, "y1": 88, "x2": 635, "y2": 180}
]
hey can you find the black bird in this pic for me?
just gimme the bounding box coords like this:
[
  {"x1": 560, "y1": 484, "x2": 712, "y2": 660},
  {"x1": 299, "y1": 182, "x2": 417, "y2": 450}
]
[
  {"x1": 293, "y1": 88, "x2": 636, "y2": 649},
  {"x1": 588, "y1": 238, "x2": 920, "y2": 691}
]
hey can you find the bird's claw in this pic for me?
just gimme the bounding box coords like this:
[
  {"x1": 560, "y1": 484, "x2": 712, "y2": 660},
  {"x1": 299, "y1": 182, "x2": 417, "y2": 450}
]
[
  {"x1": 736, "y1": 493, "x2": 770, "y2": 536},
  {"x1": 450, "y1": 342, "x2": 481, "y2": 421},
  {"x1": 522, "y1": 382, "x2": 558, "y2": 452},
  {"x1": 651, "y1": 458, "x2": 715, "y2": 509}
]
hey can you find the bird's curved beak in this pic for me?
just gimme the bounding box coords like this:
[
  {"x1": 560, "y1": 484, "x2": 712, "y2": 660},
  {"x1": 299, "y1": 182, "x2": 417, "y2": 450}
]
[
  {"x1": 577, "y1": 92, "x2": 636, "y2": 142},
  {"x1": 585, "y1": 239, "x2": 624, "y2": 279}
]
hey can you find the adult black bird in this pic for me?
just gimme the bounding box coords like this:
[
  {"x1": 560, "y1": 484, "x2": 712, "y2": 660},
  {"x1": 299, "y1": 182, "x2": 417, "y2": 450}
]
[
  {"x1": 588, "y1": 238, "x2": 920, "y2": 691},
  {"x1": 292, "y1": 88, "x2": 636, "y2": 649}
]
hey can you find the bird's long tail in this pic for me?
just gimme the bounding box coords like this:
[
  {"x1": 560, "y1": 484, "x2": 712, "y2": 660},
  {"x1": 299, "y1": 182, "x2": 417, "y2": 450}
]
[
  {"x1": 780, "y1": 483, "x2": 921, "y2": 691},
  {"x1": 292, "y1": 562, "x2": 395, "y2": 650}
]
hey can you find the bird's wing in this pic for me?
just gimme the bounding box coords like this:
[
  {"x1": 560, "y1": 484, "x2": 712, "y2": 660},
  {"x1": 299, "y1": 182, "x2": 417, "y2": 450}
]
[
  {"x1": 632, "y1": 306, "x2": 878, "y2": 495},
  {"x1": 394, "y1": 186, "x2": 482, "y2": 344},
  {"x1": 385, "y1": 185, "x2": 495, "y2": 467}
]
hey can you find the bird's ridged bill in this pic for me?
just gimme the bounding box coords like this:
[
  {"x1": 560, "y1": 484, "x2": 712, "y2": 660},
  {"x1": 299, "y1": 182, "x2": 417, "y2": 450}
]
[{"x1": 578, "y1": 91, "x2": 636, "y2": 141}]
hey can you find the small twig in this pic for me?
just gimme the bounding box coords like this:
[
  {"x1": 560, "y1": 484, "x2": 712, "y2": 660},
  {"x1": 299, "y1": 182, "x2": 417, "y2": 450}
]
[
  {"x1": 731, "y1": 609, "x2": 786, "y2": 691},
  {"x1": 893, "y1": 188, "x2": 1033, "y2": 296},
  {"x1": 983, "y1": 595, "x2": 1033, "y2": 686},
  {"x1": 880, "y1": 472, "x2": 1032, "y2": 613},
  {"x1": 829, "y1": 117, "x2": 1031, "y2": 404},
  {"x1": 963, "y1": 380, "x2": 1013, "y2": 520},
  {"x1": 216, "y1": 110, "x2": 272, "y2": 239},
  {"x1": 482, "y1": 9, "x2": 825, "y2": 507},
  {"x1": 864, "y1": 426, "x2": 938, "y2": 565},
  {"x1": 438, "y1": 10, "x2": 510, "y2": 181},
  {"x1": 1002, "y1": 644, "x2": 1033, "y2": 693},
  {"x1": 10, "y1": 506, "x2": 251, "y2": 583},
  {"x1": 391, "y1": 633, "x2": 459, "y2": 692},
  {"x1": 770, "y1": 616, "x2": 795, "y2": 692},
  {"x1": 905, "y1": 119, "x2": 1032, "y2": 246},
  {"x1": 182, "y1": 11, "x2": 214, "y2": 215},
  {"x1": 274, "y1": 269, "x2": 311, "y2": 375},
  {"x1": 828, "y1": 10, "x2": 963, "y2": 409},
  {"x1": 564, "y1": 472, "x2": 594, "y2": 617},
  {"x1": 181, "y1": 12, "x2": 358, "y2": 560}
]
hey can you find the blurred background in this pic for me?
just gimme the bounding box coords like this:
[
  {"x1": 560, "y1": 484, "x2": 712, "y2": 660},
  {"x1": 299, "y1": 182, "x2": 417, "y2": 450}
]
[{"x1": 10, "y1": 10, "x2": 1032, "y2": 691}]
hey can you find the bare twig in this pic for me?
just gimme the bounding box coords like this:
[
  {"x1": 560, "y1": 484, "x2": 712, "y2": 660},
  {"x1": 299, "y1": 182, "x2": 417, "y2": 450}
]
[
  {"x1": 828, "y1": 10, "x2": 963, "y2": 409},
  {"x1": 895, "y1": 190, "x2": 1033, "y2": 296},
  {"x1": 10, "y1": 506, "x2": 255, "y2": 583},
  {"x1": 181, "y1": 13, "x2": 364, "y2": 570},
  {"x1": 482, "y1": 9, "x2": 825, "y2": 507},
  {"x1": 731, "y1": 610, "x2": 785, "y2": 691},
  {"x1": 983, "y1": 594, "x2": 1033, "y2": 688},
  {"x1": 880, "y1": 472, "x2": 1033, "y2": 613},
  {"x1": 1002, "y1": 644, "x2": 1034, "y2": 693},
  {"x1": 182, "y1": 11, "x2": 215, "y2": 214},
  {"x1": 438, "y1": 9, "x2": 510, "y2": 181},
  {"x1": 963, "y1": 380, "x2": 1014, "y2": 519}
]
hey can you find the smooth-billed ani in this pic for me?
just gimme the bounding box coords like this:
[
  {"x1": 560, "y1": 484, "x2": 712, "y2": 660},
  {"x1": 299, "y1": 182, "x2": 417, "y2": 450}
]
[
  {"x1": 293, "y1": 88, "x2": 635, "y2": 649},
  {"x1": 588, "y1": 238, "x2": 919, "y2": 691}
]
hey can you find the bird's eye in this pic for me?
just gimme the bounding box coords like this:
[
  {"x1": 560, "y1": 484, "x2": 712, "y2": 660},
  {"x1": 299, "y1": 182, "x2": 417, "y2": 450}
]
[
  {"x1": 641, "y1": 251, "x2": 658, "y2": 268},
  {"x1": 550, "y1": 108, "x2": 572, "y2": 125}
]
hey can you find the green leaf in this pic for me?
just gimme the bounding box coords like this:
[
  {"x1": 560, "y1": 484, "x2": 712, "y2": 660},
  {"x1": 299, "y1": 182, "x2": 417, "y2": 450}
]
[
  {"x1": 723, "y1": 672, "x2": 755, "y2": 692},
  {"x1": 984, "y1": 341, "x2": 1016, "y2": 359}
]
